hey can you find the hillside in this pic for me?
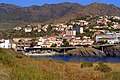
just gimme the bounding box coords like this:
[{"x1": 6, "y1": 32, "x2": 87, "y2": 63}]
[
  {"x1": 0, "y1": 2, "x2": 120, "y2": 30},
  {"x1": 0, "y1": 48, "x2": 120, "y2": 80}
]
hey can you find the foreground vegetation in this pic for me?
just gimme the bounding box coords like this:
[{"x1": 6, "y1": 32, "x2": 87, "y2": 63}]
[{"x1": 0, "y1": 49, "x2": 120, "y2": 80}]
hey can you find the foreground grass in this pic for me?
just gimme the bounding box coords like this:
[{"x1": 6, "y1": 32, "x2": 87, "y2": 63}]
[{"x1": 0, "y1": 49, "x2": 120, "y2": 80}]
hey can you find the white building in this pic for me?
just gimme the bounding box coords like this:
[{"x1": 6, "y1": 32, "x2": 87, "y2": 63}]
[
  {"x1": 0, "y1": 40, "x2": 11, "y2": 48},
  {"x1": 37, "y1": 41, "x2": 44, "y2": 46},
  {"x1": 96, "y1": 33, "x2": 120, "y2": 44},
  {"x1": 80, "y1": 27, "x2": 84, "y2": 33},
  {"x1": 66, "y1": 30, "x2": 76, "y2": 36},
  {"x1": 14, "y1": 26, "x2": 22, "y2": 31},
  {"x1": 25, "y1": 28, "x2": 32, "y2": 32}
]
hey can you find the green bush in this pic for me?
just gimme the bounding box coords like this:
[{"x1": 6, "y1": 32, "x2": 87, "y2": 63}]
[
  {"x1": 104, "y1": 72, "x2": 120, "y2": 80},
  {"x1": 83, "y1": 44, "x2": 90, "y2": 47},
  {"x1": 97, "y1": 40, "x2": 107, "y2": 44},
  {"x1": 98, "y1": 61, "x2": 104, "y2": 65},
  {"x1": 51, "y1": 43, "x2": 57, "y2": 47},
  {"x1": 56, "y1": 60, "x2": 65, "y2": 64},
  {"x1": 81, "y1": 62, "x2": 93, "y2": 68},
  {"x1": 0, "y1": 49, "x2": 14, "y2": 65},
  {"x1": 48, "y1": 58, "x2": 54, "y2": 62},
  {"x1": 16, "y1": 55, "x2": 23, "y2": 58},
  {"x1": 94, "y1": 63, "x2": 112, "y2": 73}
]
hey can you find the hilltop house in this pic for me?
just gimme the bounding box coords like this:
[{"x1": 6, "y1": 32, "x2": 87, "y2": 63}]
[
  {"x1": 14, "y1": 26, "x2": 22, "y2": 31},
  {"x1": 71, "y1": 20, "x2": 89, "y2": 26},
  {"x1": 24, "y1": 28, "x2": 32, "y2": 32}
]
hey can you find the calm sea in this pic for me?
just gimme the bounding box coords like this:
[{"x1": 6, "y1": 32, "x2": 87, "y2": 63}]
[{"x1": 32, "y1": 55, "x2": 120, "y2": 63}]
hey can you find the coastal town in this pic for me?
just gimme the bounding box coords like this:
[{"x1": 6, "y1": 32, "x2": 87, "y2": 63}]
[
  {"x1": 1, "y1": 1, "x2": 120, "y2": 80},
  {"x1": 0, "y1": 15, "x2": 120, "y2": 54}
]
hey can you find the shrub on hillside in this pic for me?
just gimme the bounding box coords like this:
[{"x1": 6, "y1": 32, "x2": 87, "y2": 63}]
[
  {"x1": 48, "y1": 58, "x2": 54, "y2": 62},
  {"x1": 81, "y1": 62, "x2": 93, "y2": 68},
  {"x1": 0, "y1": 49, "x2": 14, "y2": 65},
  {"x1": 56, "y1": 60, "x2": 65, "y2": 64},
  {"x1": 16, "y1": 55, "x2": 23, "y2": 58},
  {"x1": 98, "y1": 61, "x2": 104, "y2": 65},
  {"x1": 104, "y1": 71, "x2": 120, "y2": 80},
  {"x1": 94, "y1": 62, "x2": 112, "y2": 73}
]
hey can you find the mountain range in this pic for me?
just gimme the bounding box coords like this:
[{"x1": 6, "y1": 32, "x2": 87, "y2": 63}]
[{"x1": 0, "y1": 2, "x2": 120, "y2": 30}]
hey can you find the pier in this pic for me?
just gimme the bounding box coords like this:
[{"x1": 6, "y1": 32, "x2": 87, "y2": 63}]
[{"x1": 25, "y1": 47, "x2": 76, "y2": 53}]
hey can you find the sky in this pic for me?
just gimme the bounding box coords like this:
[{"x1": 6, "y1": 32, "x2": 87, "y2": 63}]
[{"x1": 0, "y1": 0, "x2": 120, "y2": 7}]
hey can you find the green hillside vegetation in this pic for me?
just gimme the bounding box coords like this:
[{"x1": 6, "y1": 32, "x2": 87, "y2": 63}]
[{"x1": 0, "y1": 48, "x2": 120, "y2": 80}]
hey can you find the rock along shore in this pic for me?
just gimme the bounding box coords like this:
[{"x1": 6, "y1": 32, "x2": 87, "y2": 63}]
[{"x1": 67, "y1": 46, "x2": 120, "y2": 57}]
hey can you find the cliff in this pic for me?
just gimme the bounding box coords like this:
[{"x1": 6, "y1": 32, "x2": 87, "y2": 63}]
[{"x1": 104, "y1": 46, "x2": 120, "y2": 56}]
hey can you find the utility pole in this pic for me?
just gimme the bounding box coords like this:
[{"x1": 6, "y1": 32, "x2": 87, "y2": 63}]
[
  {"x1": 64, "y1": 49, "x2": 65, "y2": 54},
  {"x1": 102, "y1": 46, "x2": 104, "y2": 52}
]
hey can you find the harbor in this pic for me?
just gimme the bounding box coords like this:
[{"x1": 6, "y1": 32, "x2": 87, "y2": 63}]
[{"x1": 21, "y1": 44, "x2": 120, "y2": 57}]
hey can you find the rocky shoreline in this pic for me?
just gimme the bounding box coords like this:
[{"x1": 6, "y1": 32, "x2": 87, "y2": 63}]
[{"x1": 67, "y1": 46, "x2": 120, "y2": 57}]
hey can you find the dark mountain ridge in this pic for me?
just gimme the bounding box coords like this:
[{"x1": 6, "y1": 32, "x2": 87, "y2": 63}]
[{"x1": 0, "y1": 2, "x2": 120, "y2": 29}]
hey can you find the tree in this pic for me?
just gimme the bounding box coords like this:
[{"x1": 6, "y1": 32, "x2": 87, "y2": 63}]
[
  {"x1": 30, "y1": 39, "x2": 37, "y2": 47},
  {"x1": 61, "y1": 39, "x2": 70, "y2": 47},
  {"x1": 63, "y1": 42, "x2": 69, "y2": 47},
  {"x1": 51, "y1": 43, "x2": 57, "y2": 47},
  {"x1": 97, "y1": 40, "x2": 107, "y2": 44},
  {"x1": 30, "y1": 42, "x2": 37, "y2": 47}
]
